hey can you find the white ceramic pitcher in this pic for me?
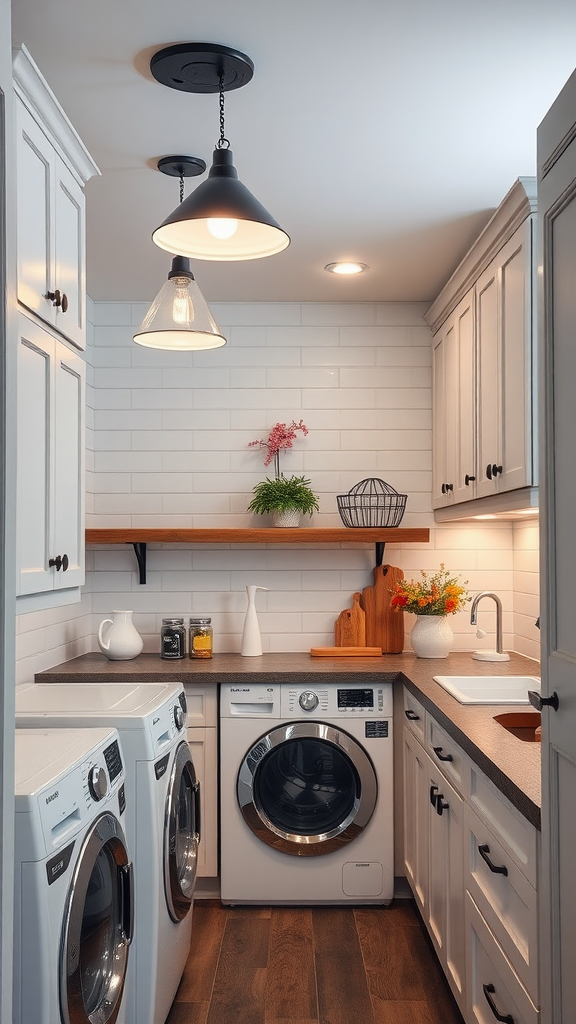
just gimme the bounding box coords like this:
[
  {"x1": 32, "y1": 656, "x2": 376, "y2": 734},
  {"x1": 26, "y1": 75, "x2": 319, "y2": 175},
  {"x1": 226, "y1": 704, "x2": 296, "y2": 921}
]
[{"x1": 98, "y1": 610, "x2": 143, "y2": 660}]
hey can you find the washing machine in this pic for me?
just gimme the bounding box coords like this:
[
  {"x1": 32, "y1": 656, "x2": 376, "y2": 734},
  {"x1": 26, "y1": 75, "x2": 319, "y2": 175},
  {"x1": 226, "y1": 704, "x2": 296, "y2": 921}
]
[
  {"x1": 15, "y1": 682, "x2": 199, "y2": 1024},
  {"x1": 220, "y1": 681, "x2": 394, "y2": 905},
  {"x1": 14, "y1": 726, "x2": 133, "y2": 1024}
]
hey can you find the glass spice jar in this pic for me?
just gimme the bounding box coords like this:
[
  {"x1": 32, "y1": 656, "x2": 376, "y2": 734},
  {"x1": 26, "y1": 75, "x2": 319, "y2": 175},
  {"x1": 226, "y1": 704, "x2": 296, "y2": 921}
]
[
  {"x1": 160, "y1": 617, "x2": 186, "y2": 659},
  {"x1": 189, "y1": 617, "x2": 213, "y2": 659}
]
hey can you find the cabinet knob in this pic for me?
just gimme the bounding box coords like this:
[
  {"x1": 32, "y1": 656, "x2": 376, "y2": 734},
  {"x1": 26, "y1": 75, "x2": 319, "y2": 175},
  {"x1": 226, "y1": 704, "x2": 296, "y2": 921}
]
[
  {"x1": 405, "y1": 709, "x2": 420, "y2": 721},
  {"x1": 441, "y1": 483, "x2": 453, "y2": 494},
  {"x1": 61, "y1": 292, "x2": 68, "y2": 313},
  {"x1": 48, "y1": 553, "x2": 69, "y2": 572},
  {"x1": 465, "y1": 474, "x2": 476, "y2": 486},
  {"x1": 493, "y1": 464, "x2": 503, "y2": 476},
  {"x1": 44, "y1": 289, "x2": 68, "y2": 311},
  {"x1": 429, "y1": 784, "x2": 439, "y2": 807},
  {"x1": 528, "y1": 689, "x2": 559, "y2": 712},
  {"x1": 436, "y1": 794, "x2": 449, "y2": 815},
  {"x1": 487, "y1": 463, "x2": 503, "y2": 480},
  {"x1": 486, "y1": 463, "x2": 492, "y2": 480}
]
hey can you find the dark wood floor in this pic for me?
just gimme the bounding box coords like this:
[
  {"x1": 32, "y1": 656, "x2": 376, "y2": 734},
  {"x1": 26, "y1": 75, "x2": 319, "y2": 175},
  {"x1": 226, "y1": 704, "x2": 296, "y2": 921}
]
[{"x1": 167, "y1": 900, "x2": 465, "y2": 1024}]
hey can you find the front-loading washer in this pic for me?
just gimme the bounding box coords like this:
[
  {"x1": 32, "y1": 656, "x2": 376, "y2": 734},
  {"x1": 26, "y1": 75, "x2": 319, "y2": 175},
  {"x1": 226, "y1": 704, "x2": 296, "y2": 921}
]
[
  {"x1": 14, "y1": 726, "x2": 133, "y2": 1024},
  {"x1": 220, "y1": 681, "x2": 394, "y2": 904},
  {"x1": 15, "y1": 682, "x2": 199, "y2": 1024}
]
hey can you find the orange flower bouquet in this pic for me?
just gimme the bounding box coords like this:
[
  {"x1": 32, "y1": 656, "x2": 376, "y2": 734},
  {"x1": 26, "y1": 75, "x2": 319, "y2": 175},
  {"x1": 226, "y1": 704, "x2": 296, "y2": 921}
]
[{"x1": 390, "y1": 565, "x2": 469, "y2": 616}]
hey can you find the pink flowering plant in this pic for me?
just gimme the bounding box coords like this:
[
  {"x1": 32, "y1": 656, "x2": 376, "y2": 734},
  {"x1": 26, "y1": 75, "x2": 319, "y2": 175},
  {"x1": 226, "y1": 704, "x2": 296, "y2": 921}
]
[
  {"x1": 247, "y1": 420, "x2": 319, "y2": 518},
  {"x1": 248, "y1": 420, "x2": 309, "y2": 479}
]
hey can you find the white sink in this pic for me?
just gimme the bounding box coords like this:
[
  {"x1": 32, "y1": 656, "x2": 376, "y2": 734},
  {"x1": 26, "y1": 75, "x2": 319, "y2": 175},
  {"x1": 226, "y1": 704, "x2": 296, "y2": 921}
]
[{"x1": 433, "y1": 675, "x2": 540, "y2": 705}]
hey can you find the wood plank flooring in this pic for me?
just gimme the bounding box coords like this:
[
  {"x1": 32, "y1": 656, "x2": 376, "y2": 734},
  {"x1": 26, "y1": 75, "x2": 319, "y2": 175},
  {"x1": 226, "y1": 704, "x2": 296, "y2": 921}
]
[{"x1": 166, "y1": 901, "x2": 465, "y2": 1024}]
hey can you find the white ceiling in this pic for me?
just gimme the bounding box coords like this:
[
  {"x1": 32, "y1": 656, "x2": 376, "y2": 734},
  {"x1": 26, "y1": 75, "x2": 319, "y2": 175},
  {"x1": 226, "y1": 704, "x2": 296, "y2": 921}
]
[{"x1": 11, "y1": 0, "x2": 576, "y2": 305}]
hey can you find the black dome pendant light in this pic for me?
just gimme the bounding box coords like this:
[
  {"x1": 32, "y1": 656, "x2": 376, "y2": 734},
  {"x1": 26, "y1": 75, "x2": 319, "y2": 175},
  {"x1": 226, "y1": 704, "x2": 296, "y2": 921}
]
[{"x1": 150, "y1": 42, "x2": 290, "y2": 261}]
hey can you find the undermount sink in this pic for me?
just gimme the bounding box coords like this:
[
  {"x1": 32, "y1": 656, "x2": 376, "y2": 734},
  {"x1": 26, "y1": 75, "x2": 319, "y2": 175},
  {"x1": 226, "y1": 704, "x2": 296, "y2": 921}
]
[
  {"x1": 433, "y1": 675, "x2": 540, "y2": 705},
  {"x1": 494, "y1": 711, "x2": 542, "y2": 742}
]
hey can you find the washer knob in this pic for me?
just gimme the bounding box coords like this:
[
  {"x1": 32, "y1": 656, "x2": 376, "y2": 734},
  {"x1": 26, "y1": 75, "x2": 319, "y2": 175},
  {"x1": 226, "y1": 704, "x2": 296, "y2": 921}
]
[
  {"x1": 174, "y1": 704, "x2": 185, "y2": 730},
  {"x1": 88, "y1": 766, "x2": 108, "y2": 802},
  {"x1": 299, "y1": 690, "x2": 319, "y2": 712}
]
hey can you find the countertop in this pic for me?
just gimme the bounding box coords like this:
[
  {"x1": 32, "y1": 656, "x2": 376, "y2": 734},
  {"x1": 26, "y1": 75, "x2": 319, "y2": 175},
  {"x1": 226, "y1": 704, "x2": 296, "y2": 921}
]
[{"x1": 36, "y1": 650, "x2": 541, "y2": 829}]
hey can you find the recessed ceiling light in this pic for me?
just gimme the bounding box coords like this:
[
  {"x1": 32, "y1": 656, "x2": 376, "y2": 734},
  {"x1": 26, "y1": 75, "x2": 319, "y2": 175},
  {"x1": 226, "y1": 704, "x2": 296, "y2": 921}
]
[{"x1": 324, "y1": 261, "x2": 368, "y2": 275}]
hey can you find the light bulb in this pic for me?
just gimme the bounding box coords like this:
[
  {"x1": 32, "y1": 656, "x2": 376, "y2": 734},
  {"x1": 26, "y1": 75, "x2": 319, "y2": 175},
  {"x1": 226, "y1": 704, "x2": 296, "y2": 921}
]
[
  {"x1": 171, "y1": 278, "x2": 194, "y2": 325},
  {"x1": 207, "y1": 217, "x2": 238, "y2": 240}
]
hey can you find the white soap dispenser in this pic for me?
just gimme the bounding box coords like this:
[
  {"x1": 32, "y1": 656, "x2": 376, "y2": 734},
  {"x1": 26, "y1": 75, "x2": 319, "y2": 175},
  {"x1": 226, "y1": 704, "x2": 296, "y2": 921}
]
[{"x1": 241, "y1": 585, "x2": 268, "y2": 657}]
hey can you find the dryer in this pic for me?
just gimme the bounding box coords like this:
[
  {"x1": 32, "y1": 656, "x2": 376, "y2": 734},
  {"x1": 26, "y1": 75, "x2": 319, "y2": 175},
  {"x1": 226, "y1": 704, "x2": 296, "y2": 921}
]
[
  {"x1": 220, "y1": 681, "x2": 394, "y2": 905},
  {"x1": 15, "y1": 682, "x2": 199, "y2": 1024},
  {"x1": 14, "y1": 726, "x2": 133, "y2": 1024}
]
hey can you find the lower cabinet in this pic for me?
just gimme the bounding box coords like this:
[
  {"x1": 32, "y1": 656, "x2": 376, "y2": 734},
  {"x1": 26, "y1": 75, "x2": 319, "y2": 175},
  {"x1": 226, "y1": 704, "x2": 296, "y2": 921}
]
[
  {"x1": 185, "y1": 686, "x2": 218, "y2": 879},
  {"x1": 402, "y1": 687, "x2": 540, "y2": 1023}
]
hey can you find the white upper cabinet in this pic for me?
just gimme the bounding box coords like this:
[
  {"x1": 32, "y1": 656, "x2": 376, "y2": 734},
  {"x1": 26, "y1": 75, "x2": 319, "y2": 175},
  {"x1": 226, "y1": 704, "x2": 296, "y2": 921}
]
[
  {"x1": 13, "y1": 45, "x2": 99, "y2": 350},
  {"x1": 427, "y1": 179, "x2": 538, "y2": 519}
]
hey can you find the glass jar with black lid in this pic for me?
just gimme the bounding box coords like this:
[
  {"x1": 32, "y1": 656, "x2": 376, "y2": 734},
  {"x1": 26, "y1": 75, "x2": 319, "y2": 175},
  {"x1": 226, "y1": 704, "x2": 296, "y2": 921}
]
[{"x1": 161, "y1": 618, "x2": 186, "y2": 659}]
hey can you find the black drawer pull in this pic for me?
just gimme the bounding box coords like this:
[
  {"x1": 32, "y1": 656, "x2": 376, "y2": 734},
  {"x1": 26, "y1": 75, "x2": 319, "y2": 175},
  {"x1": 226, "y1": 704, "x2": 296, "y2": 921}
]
[
  {"x1": 433, "y1": 745, "x2": 453, "y2": 762},
  {"x1": 430, "y1": 784, "x2": 439, "y2": 808},
  {"x1": 436, "y1": 794, "x2": 449, "y2": 815},
  {"x1": 405, "y1": 709, "x2": 420, "y2": 721},
  {"x1": 478, "y1": 844, "x2": 508, "y2": 876},
  {"x1": 483, "y1": 983, "x2": 514, "y2": 1023}
]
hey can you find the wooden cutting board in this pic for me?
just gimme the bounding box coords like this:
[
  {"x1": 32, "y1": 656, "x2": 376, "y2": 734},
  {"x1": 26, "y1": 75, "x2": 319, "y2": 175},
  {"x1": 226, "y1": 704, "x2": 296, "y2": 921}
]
[
  {"x1": 310, "y1": 647, "x2": 382, "y2": 657},
  {"x1": 334, "y1": 592, "x2": 366, "y2": 647},
  {"x1": 360, "y1": 564, "x2": 405, "y2": 654}
]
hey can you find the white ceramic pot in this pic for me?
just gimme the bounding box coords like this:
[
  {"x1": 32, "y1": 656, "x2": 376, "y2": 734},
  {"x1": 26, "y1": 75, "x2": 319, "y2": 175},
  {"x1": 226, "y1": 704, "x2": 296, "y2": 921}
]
[
  {"x1": 270, "y1": 508, "x2": 301, "y2": 527},
  {"x1": 410, "y1": 615, "x2": 454, "y2": 659},
  {"x1": 98, "y1": 610, "x2": 143, "y2": 660}
]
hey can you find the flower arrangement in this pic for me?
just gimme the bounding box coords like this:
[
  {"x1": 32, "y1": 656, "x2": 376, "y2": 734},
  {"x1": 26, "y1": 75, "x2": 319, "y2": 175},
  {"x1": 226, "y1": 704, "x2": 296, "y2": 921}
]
[
  {"x1": 249, "y1": 419, "x2": 309, "y2": 479},
  {"x1": 247, "y1": 420, "x2": 319, "y2": 520},
  {"x1": 390, "y1": 564, "x2": 469, "y2": 616}
]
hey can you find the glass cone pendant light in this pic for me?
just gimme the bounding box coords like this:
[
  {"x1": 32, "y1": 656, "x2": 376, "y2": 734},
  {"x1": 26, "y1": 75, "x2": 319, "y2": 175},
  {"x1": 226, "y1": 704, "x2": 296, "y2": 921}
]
[
  {"x1": 150, "y1": 42, "x2": 290, "y2": 261},
  {"x1": 133, "y1": 257, "x2": 226, "y2": 350}
]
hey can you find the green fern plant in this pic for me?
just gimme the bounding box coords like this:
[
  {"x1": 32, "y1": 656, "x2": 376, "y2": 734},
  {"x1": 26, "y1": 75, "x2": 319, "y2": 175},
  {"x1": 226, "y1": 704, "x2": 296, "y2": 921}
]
[{"x1": 247, "y1": 475, "x2": 320, "y2": 516}]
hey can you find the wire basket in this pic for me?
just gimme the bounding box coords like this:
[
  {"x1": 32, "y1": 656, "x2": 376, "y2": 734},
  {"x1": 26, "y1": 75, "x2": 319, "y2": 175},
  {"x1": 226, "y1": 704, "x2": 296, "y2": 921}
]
[{"x1": 337, "y1": 478, "x2": 407, "y2": 528}]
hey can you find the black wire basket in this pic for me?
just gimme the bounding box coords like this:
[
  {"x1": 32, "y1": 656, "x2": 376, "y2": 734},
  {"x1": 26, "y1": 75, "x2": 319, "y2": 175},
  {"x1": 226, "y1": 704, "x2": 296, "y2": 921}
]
[{"x1": 337, "y1": 478, "x2": 407, "y2": 528}]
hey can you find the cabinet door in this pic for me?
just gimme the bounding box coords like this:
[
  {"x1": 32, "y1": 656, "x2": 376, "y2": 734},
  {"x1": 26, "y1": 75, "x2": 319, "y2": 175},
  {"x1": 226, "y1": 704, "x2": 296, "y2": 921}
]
[
  {"x1": 187, "y1": 726, "x2": 218, "y2": 877},
  {"x1": 402, "y1": 726, "x2": 429, "y2": 915},
  {"x1": 426, "y1": 751, "x2": 466, "y2": 1011},
  {"x1": 432, "y1": 292, "x2": 475, "y2": 508},
  {"x1": 16, "y1": 314, "x2": 85, "y2": 597},
  {"x1": 476, "y1": 221, "x2": 534, "y2": 497},
  {"x1": 15, "y1": 98, "x2": 86, "y2": 350}
]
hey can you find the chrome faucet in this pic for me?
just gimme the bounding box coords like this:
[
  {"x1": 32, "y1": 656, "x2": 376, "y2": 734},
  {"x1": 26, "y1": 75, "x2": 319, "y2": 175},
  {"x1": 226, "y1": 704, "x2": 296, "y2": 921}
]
[{"x1": 470, "y1": 591, "x2": 504, "y2": 654}]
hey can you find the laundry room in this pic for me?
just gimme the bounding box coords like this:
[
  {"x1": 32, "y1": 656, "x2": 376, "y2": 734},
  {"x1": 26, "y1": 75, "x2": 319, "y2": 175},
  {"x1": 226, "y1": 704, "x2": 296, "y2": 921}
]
[{"x1": 2, "y1": 1, "x2": 576, "y2": 1024}]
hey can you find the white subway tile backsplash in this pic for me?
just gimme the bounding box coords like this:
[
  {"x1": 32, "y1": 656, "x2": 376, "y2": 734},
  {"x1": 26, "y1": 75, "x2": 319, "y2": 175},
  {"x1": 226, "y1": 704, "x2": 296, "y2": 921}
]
[{"x1": 16, "y1": 300, "x2": 540, "y2": 671}]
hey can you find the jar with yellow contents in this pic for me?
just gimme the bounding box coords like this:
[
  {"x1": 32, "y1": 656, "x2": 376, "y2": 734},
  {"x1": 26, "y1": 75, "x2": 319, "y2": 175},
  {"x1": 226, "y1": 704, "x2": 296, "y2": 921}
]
[{"x1": 189, "y1": 617, "x2": 213, "y2": 659}]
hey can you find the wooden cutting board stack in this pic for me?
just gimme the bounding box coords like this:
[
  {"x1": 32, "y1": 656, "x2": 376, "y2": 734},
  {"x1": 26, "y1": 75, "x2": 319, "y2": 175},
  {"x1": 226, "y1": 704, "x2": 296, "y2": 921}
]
[
  {"x1": 360, "y1": 564, "x2": 405, "y2": 654},
  {"x1": 310, "y1": 564, "x2": 405, "y2": 656}
]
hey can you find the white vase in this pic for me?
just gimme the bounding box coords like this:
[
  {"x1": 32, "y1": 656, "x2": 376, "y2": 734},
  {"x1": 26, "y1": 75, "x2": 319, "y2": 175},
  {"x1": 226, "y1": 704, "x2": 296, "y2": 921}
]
[
  {"x1": 98, "y1": 610, "x2": 143, "y2": 660},
  {"x1": 241, "y1": 585, "x2": 268, "y2": 656},
  {"x1": 410, "y1": 615, "x2": 454, "y2": 659},
  {"x1": 271, "y1": 508, "x2": 301, "y2": 527}
]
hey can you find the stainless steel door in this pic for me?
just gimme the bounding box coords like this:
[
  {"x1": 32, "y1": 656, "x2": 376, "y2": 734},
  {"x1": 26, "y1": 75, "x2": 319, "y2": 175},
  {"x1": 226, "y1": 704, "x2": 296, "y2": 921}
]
[
  {"x1": 237, "y1": 722, "x2": 378, "y2": 856},
  {"x1": 164, "y1": 740, "x2": 200, "y2": 922},
  {"x1": 60, "y1": 812, "x2": 133, "y2": 1024}
]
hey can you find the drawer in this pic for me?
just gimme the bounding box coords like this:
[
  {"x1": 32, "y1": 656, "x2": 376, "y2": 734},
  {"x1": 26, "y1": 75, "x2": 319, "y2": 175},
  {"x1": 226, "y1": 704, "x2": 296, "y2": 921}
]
[
  {"x1": 184, "y1": 685, "x2": 218, "y2": 727},
  {"x1": 465, "y1": 805, "x2": 538, "y2": 1003},
  {"x1": 403, "y1": 687, "x2": 426, "y2": 744},
  {"x1": 469, "y1": 763, "x2": 538, "y2": 887},
  {"x1": 465, "y1": 892, "x2": 538, "y2": 1024},
  {"x1": 427, "y1": 715, "x2": 467, "y2": 795}
]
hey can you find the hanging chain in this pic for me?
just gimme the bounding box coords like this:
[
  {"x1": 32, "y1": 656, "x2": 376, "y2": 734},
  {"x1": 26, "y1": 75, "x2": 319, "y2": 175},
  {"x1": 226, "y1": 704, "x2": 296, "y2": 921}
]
[
  {"x1": 216, "y1": 76, "x2": 230, "y2": 149},
  {"x1": 179, "y1": 174, "x2": 184, "y2": 204}
]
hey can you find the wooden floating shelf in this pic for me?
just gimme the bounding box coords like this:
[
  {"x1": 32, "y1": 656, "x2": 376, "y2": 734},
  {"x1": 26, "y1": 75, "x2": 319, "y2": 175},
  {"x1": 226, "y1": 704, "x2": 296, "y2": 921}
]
[{"x1": 85, "y1": 527, "x2": 430, "y2": 584}]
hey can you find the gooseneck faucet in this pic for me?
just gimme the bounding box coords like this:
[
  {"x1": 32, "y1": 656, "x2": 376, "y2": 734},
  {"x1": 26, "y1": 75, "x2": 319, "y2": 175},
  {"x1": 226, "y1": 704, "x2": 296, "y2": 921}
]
[{"x1": 470, "y1": 591, "x2": 504, "y2": 655}]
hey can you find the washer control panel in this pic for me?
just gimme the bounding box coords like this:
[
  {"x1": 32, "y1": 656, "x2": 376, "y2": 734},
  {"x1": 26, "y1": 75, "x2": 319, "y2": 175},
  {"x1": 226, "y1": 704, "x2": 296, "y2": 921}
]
[{"x1": 283, "y1": 683, "x2": 391, "y2": 718}]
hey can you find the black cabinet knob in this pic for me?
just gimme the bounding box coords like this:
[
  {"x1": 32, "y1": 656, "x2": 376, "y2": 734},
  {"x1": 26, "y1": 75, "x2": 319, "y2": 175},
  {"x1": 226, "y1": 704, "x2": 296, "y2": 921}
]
[
  {"x1": 436, "y1": 794, "x2": 449, "y2": 815},
  {"x1": 405, "y1": 709, "x2": 420, "y2": 721},
  {"x1": 430, "y1": 784, "x2": 439, "y2": 807},
  {"x1": 528, "y1": 689, "x2": 559, "y2": 712},
  {"x1": 48, "y1": 553, "x2": 69, "y2": 572},
  {"x1": 465, "y1": 474, "x2": 476, "y2": 486},
  {"x1": 486, "y1": 463, "x2": 492, "y2": 480}
]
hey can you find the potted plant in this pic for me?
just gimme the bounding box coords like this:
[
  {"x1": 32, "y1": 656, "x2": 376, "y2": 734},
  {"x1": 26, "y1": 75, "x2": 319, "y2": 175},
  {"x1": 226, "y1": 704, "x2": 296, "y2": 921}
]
[
  {"x1": 247, "y1": 420, "x2": 319, "y2": 526},
  {"x1": 390, "y1": 564, "x2": 469, "y2": 658}
]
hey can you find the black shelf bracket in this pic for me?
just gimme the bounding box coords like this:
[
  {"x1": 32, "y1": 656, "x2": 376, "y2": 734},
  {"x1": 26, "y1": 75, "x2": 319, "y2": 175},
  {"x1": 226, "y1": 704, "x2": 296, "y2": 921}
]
[
  {"x1": 375, "y1": 541, "x2": 385, "y2": 566},
  {"x1": 132, "y1": 542, "x2": 147, "y2": 584}
]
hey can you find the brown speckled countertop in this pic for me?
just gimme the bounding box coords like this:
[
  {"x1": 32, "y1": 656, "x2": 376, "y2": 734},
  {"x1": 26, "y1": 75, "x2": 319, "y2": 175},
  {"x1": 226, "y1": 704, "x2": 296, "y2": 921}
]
[{"x1": 37, "y1": 650, "x2": 541, "y2": 829}]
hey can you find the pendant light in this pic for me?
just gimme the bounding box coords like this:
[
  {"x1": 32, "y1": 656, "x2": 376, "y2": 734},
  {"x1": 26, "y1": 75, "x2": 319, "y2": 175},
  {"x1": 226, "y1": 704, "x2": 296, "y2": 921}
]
[
  {"x1": 134, "y1": 157, "x2": 226, "y2": 350},
  {"x1": 150, "y1": 42, "x2": 290, "y2": 261},
  {"x1": 133, "y1": 255, "x2": 226, "y2": 350}
]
